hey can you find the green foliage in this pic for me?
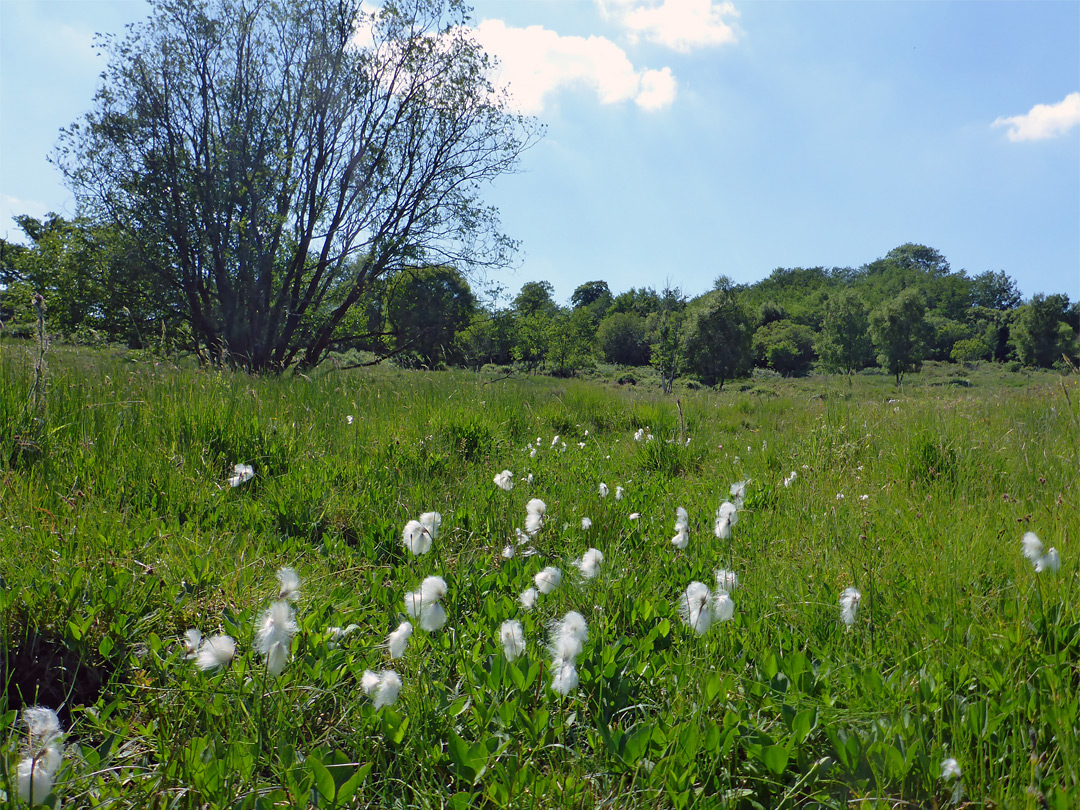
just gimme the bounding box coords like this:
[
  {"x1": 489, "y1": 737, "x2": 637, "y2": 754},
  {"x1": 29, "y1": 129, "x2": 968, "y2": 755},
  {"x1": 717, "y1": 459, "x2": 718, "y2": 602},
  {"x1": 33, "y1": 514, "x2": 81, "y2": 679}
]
[
  {"x1": 816, "y1": 290, "x2": 873, "y2": 375},
  {"x1": 383, "y1": 266, "x2": 479, "y2": 368},
  {"x1": 682, "y1": 288, "x2": 753, "y2": 388},
  {"x1": 1010, "y1": 293, "x2": 1078, "y2": 367},
  {"x1": 869, "y1": 288, "x2": 931, "y2": 383},
  {"x1": 597, "y1": 312, "x2": 649, "y2": 366},
  {"x1": 1, "y1": 348, "x2": 1078, "y2": 808},
  {"x1": 752, "y1": 319, "x2": 816, "y2": 376}
]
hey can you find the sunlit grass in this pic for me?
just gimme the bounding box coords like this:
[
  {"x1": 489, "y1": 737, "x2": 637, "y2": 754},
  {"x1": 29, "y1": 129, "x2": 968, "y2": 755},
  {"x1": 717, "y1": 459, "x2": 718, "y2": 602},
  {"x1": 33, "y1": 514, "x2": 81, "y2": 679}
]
[{"x1": 1, "y1": 344, "x2": 1076, "y2": 808}]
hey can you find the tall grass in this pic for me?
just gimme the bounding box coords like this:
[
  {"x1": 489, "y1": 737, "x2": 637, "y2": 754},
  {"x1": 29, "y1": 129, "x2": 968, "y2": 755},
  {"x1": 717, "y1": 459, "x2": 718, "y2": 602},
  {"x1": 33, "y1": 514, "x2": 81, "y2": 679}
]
[{"x1": 1, "y1": 344, "x2": 1076, "y2": 808}]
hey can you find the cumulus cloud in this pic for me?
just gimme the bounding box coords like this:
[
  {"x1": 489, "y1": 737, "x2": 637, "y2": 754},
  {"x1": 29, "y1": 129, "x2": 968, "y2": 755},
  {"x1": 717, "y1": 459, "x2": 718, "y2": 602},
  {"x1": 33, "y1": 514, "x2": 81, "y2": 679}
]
[
  {"x1": 992, "y1": 92, "x2": 1080, "y2": 142},
  {"x1": 599, "y1": 0, "x2": 739, "y2": 52},
  {"x1": 473, "y1": 19, "x2": 676, "y2": 114}
]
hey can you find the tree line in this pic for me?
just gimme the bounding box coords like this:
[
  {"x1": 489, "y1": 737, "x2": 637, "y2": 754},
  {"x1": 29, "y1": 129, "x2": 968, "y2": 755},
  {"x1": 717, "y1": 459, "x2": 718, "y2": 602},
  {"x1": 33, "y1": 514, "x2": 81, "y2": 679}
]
[{"x1": 2, "y1": 225, "x2": 1076, "y2": 384}]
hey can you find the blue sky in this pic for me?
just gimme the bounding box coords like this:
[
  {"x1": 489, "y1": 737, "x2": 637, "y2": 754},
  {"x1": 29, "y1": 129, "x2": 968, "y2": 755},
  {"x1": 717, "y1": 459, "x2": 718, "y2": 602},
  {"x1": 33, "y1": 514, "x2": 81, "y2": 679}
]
[{"x1": 2, "y1": 0, "x2": 1077, "y2": 306}]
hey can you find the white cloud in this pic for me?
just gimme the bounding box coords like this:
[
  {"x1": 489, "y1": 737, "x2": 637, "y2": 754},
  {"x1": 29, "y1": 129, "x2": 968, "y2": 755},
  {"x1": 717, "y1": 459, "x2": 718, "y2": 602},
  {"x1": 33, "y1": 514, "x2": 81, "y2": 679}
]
[
  {"x1": 599, "y1": 0, "x2": 739, "y2": 53},
  {"x1": 473, "y1": 19, "x2": 677, "y2": 114},
  {"x1": 992, "y1": 92, "x2": 1080, "y2": 142}
]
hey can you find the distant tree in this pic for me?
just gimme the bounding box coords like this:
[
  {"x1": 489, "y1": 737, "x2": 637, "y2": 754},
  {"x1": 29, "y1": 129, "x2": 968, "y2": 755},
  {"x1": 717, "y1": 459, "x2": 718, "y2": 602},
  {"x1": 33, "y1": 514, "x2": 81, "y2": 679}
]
[
  {"x1": 970, "y1": 270, "x2": 1021, "y2": 310},
  {"x1": 869, "y1": 288, "x2": 930, "y2": 384},
  {"x1": 456, "y1": 310, "x2": 514, "y2": 369},
  {"x1": 1010, "y1": 294, "x2": 1077, "y2": 367},
  {"x1": 514, "y1": 281, "x2": 558, "y2": 318},
  {"x1": 647, "y1": 286, "x2": 687, "y2": 394},
  {"x1": 608, "y1": 287, "x2": 661, "y2": 318},
  {"x1": 596, "y1": 312, "x2": 649, "y2": 365},
  {"x1": 752, "y1": 320, "x2": 816, "y2": 376},
  {"x1": 951, "y1": 335, "x2": 991, "y2": 366},
  {"x1": 816, "y1": 290, "x2": 873, "y2": 375},
  {"x1": 383, "y1": 266, "x2": 477, "y2": 368},
  {"x1": 570, "y1": 280, "x2": 612, "y2": 309},
  {"x1": 924, "y1": 313, "x2": 972, "y2": 362},
  {"x1": 547, "y1": 308, "x2": 596, "y2": 376},
  {"x1": 757, "y1": 301, "x2": 788, "y2": 328},
  {"x1": 682, "y1": 287, "x2": 752, "y2": 388}
]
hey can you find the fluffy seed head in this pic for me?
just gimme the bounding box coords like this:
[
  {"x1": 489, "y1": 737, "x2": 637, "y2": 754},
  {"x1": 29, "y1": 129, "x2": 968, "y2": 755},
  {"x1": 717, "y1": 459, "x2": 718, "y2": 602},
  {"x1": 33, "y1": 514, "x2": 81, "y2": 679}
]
[
  {"x1": 550, "y1": 658, "x2": 579, "y2": 696},
  {"x1": 598, "y1": 482, "x2": 609, "y2": 498},
  {"x1": 418, "y1": 602, "x2": 447, "y2": 632},
  {"x1": 534, "y1": 566, "x2": 562, "y2": 594},
  {"x1": 196, "y1": 634, "x2": 236, "y2": 671},
  {"x1": 671, "y1": 528, "x2": 689, "y2": 550},
  {"x1": 574, "y1": 548, "x2": 604, "y2": 580},
  {"x1": 1021, "y1": 532, "x2": 1044, "y2": 564},
  {"x1": 615, "y1": 485, "x2": 625, "y2": 501},
  {"x1": 840, "y1": 587, "x2": 861, "y2": 627},
  {"x1": 255, "y1": 600, "x2": 298, "y2": 657},
  {"x1": 276, "y1": 567, "x2": 301, "y2": 601},
  {"x1": 1036, "y1": 547, "x2": 1061, "y2": 574},
  {"x1": 714, "y1": 501, "x2": 738, "y2": 539},
  {"x1": 405, "y1": 575, "x2": 447, "y2": 616},
  {"x1": 714, "y1": 569, "x2": 739, "y2": 593},
  {"x1": 674, "y1": 507, "x2": 689, "y2": 533},
  {"x1": 228, "y1": 463, "x2": 254, "y2": 487},
  {"x1": 679, "y1": 581, "x2": 714, "y2": 636},
  {"x1": 183, "y1": 629, "x2": 203, "y2": 659},
  {"x1": 402, "y1": 520, "x2": 432, "y2": 555},
  {"x1": 941, "y1": 757, "x2": 962, "y2": 780},
  {"x1": 519, "y1": 587, "x2": 538, "y2": 609},
  {"x1": 581, "y1": 517, "x2": 592, "y2": 530},
  {"x1": 713, "y1": 591, "x2": 735, "y2": 623},
  {"x1": 494, "y1": 470, "x2": 514, "y2": 491},
  {"x1": 388, "y1": 621, "x2": 413, "y2": 658},
  {"x1": 500, "y1": 619, "x2": 526, "y2": 661},
  {"x1": 266, "y1": 641, "x2": 290, "y2": 676},
  {"x1": 17, "y1": 756, "x2": 56, "y2": 805}
]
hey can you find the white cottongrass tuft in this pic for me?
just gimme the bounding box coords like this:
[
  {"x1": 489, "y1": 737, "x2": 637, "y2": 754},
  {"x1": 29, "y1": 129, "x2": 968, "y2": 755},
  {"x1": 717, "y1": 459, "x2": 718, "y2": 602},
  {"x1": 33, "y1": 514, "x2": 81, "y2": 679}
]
[
  {"x1": 714, "y1": 569, "x2": 739, "y2": 594},
  {"x1": 581, "y1": 517, "x2": 592, "y2": 531},
  {"x1": 599, "y1": 482, "x2": 609, "y2": 498},
  {"x1": 1036, "y1": 547, "x2": 1061, "y2": 574},
  {"x1": 405, "y1": 576, "x2": 448, "y2": 631},
  {"x1": 713, "y1": 591, "x2": 735, "y2": 623},
  {"x1": 679, "y1": 581, "x2": 714, "y2": 636},
  {"x1": 550, "y1": 657, "x2": 580, "y2": 696},
  {"x1": 500, "y1": 619, "x2": 527, "y2": 661},
  {"x1": 402, "y1": 512, "x2": 441, "y2": 555},
  {"x1": 783, "y1": 471, "x2": 797, "y2": 487},
  {"x1": 574, "y1": 548, "x2": 604, "y2": 580},
  {"x1": 183, "y1": 629, "x2": 203, "y2": 659},
  {"x1": 387, "y1": 621, "x2": 413, "y2": 659},
  {"x1": 276, "y1": 567, "x2": 301, "y2": 601},
  {"x1": 548, "y1": 611, "x2": 588, "y2": 695},
  {"x1": 634, "y1": 428, "x2": 645, "y2": 441},
  {"x1": 534, "y1": 566, "x2": 562, "y2": 594},
  {"x1": 346, "y1": 414, "x2": 354, "y2": 425},
  {"x1": 714, "y1": 501, "x2": 739, "y2": 540},
  {"x1": 730, "y1": 480, "x2": 749, "y2": 507},
  {"x1": 525, "y1": 498, "x2": 547, "y2": 536},
  {"x1": 519, "y1": 587, "x2": 539, "y2": 609},
  {"x1": 551, "y1": 434, "x2": 560, "y2": 447},
  {"x1": 672, "y1": 506, "x2": 689, "y2": 549},
  {"x1": 493, "y1": 470, "x2": 514, "y2": 491},
  {"x1": 502, "y1": 543, "x2": 515, "y2": 559},
  {"x1": 326, "y1": 624, "x2": 360, "y2": 644},
  {"x1": 941, "y1": 757, "x2": 962, "y2": 780},
  {"x1": 1022, "y1": 531, "x2": 1061, "y2": 573},
  {"x1": 839, "y1": 587, "x2": 861, "y2": 627},
  {"x1": 615, "y1": 485, "x2": 625, "y2": 501},
  {"x1": 362, "y1": 669, "x2": 403, "y2": 709},
  {"x1": 196, "y1": 634, "x2": 236, "y2": 671},
  {"x1": 629, "y1": 512, "x2": 641, "y2": 520},
  {"x1": 17, "y1": 709, "x2": 63, "y2": 807},
  {"x1": 255, "y1": 600, "x2": 298, "y2": 676},
  {"x1": 228, "y1": 463, "x2": 254, "y2": 487}
]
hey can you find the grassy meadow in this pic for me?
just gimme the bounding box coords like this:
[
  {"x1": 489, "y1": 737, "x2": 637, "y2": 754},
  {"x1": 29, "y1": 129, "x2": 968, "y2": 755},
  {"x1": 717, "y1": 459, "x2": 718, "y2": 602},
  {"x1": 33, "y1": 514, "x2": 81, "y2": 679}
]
[{"x1": 1, "y1": 342, "x2": 1077, "y2": 808}]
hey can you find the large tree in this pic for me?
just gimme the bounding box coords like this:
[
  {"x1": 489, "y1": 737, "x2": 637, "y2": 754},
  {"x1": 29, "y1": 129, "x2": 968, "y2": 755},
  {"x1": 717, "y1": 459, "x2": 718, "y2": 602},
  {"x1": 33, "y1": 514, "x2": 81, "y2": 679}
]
[
  {"x1": 869, "y1": 288, "x2": 930, "y2": 384},
  {"x1": 57, "y1": 0, "x2": 535, "y2": 371}
]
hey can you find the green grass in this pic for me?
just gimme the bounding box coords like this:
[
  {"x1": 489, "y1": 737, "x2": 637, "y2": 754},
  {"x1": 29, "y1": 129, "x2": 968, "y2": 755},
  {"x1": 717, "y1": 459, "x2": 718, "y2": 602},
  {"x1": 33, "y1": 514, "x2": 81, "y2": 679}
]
[{"x1": 1, "y1": 342, "x2": 1077, "y2": 808}]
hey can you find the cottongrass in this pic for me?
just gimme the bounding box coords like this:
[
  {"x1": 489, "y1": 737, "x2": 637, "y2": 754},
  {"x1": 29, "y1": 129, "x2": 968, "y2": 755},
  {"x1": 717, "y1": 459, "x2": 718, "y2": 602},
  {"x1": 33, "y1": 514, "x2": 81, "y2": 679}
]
[
  {"x1": 581, "y1": 517, "x2": 592, "y2": 530},
  {"x1": 405, "y1": 575, "x2": 448, "y2": 632},
  {"x1": 402, "y1": 512, "x2": 441, "y2": 555},
  {"x1": 182, "y1": 629, "x2": 202, "y2": 659},
  {"x1": 599, "y1": 482, "x2": 609, "y2": 498},
  {"x1": 840, "y1": 587, "x2": 861, "y2": 627},
  {"x1": 679, "y1": 582, "x2": 714, "y2": 636},
  {"x1": 18, "y1": 706, "x2": 63, "y2": 806},
  {"x1": 714, "y1": 501, "x2": 739, "y2": 540},
  {"x1": 387, "y1": 621, "x2": 413, "y2": 659},
  {"x1": 520, "y1": 587, "x2": 539, "y2": 610},
  {"x1": 276, "y1": 567, "x2": 300, "y2": 601},
  {"x1": 500, "y1": 619, "x2": 527, "y2": 661},
  {"x1": 361, "y1": 669, "x2": 403, "y2": 709},
  {"x1": 941, "y1": 757, "x2": 962, "y2": 780},
  {"x1": 730, "y1": 480, "x2": 749, "y2": 508},
  {"x1": 1022, "y1": 531, "x2": 1061, "y2": 573},
  {"x1": 534, "y1": 566, "x2": 562, "y2": 594},
  {"x1": 549, "y1": 611, "x2": 588, "y2": 696},
  {"x1": 714, "y1": 569, "x2": 738, "y2": 593},
  {"x1": 573, "y1": 548, "x2": 604, "y2": 580},
  {"x1": 493, "y1": 469, "x2": 514, "y2": 491},
  {"x1": 196, "y1": 634, "x2": 237, "y2": 671},
  {"x1": 228, "y1": 463, "x2": 254, "y2": 487},
  {"x1": 255, "y1": 600, "x2": 298, "y2": 676},
  {"x1": 525, "y1": 499, "x2": 547, "y2": 536},
  {"x1": 672, "y1": 506, "x2": 689, "y2": 550}
]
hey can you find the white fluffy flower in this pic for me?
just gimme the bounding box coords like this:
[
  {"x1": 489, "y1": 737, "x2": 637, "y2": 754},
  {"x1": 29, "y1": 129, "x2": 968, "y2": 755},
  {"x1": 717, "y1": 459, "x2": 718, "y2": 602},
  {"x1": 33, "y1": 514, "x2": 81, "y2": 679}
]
[
  {"x1": 196, "y1": 634, "x2": 236, "y2": 671},
  {"x1": 634, "y1": 428, "x2": 645, "y2": 441},
  {"x1": 629, "y1": 512, "x2": 641, "y2": 520},
  {"x1": 840, "y1": 587, "x2": 861, "y2": 627},
  {"x1": 525, "y1": 498, "x2": 547, "y2": 536},
  {"x1": 17, "y1": 755, "x2": 58, "y2": 805},
  {"x1": 493, "y1": 470, "x2": 514, "y2": 491},
  {"x1": 713, "y1": 591, "x2": 735, "y2": 623},
  {"x1": 502, "y1": 543, "x2": 515, "y2": 559},
  {"x1": 534, "y1": 566, "x2": 562, "y2": 594},
  {"x1": 419, "y1": 602, "x2": 447, "y2": 632},
  {"x1": 401, "y1": 512, "x2": 439, "y2": 555},
  {"x1": 387, "y1": 621, "x2": 413, "y2": 658},
  {"x1": 1036, "y1": 547, "x2": 1061, "y2": 574},
  {"x1": 615, "y1": 485, "x2": 625, "y2": 501},
  {"x1": 276, "y1": 567, "x2": 301, "y2": 601},
  {"x1": 228, "y1": 463, "x2": 254, "y2": 487},
  {"x1": 714, "y1": 501, "x2": 738, "y2": 539},
  {"x1": 1021, "y1": 532, "x2": 1044, "y2": 564},
  {"x1": 941, "y1": 757, "x2": 962, "y2": 780},
  {"x1": 551, "y1": 435, "x2": 560, "y2": 447},
  {"x1": 671, "y1": 507, "x2": 689, "y2": 549},
  {"x1": 679, "y1": 581, "x2": 714, "y2": 636},
  {"x1": 574, "y1": 548, "x2": 604, "y2": 580},
  {"x1": 405, "y1": 575, "x2": 448, "y2": 618},
  {"x1": 255, "y1": 600, "x2": 298, "y2": 675},
  {"x1": 500, "y1": 619, "x2": 527, "y2": 661},
  {"x1": 183, "y1": 629, "x2": 203, "y2": 659},
  {"x1": 730, "y1": 480, "x2": 748, "y2": 507},
  {"x1": 520, "y1": 587, "x2": 539, "y2": 609},
  {"x1": 362, "y1": 669, "x2": 402, "y2": 709},
  {"x1": 550, "y1": 658, "x2": 579, "y2": 696},
  {"x1": 581, "y1": 517, "x2": 592, "y2": 531},
  {"x1": 783, "y1": 471, "x2": 797, "y2": 487},
  {"x1": 598, "y1": 482, "x2": 609, "y2": 498},
  {"x1": 549, "y1": 610, "x2": 588, "y2": 660},
  {"x1": 714, "y1": 569, "x2": 739, "y2": 594}
]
